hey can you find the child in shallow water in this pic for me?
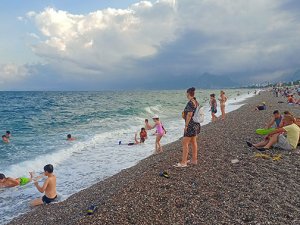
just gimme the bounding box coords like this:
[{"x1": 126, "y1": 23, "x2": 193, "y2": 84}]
[{"x1": 0, "y1": 172, "x2": 37, "y2": 188}]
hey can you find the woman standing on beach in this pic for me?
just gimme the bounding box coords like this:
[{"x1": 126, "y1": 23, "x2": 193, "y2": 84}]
[
  {"x1": 218, "y1": 90, "x2": 228, "y2": 120},
  {"x1": 175, "y1": 87, "x2": 200, "y2": 167}
]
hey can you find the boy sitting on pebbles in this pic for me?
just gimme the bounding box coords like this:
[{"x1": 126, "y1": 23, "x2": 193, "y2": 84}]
[{"x1": 31, "y1": 164, "x2": 57, "y2": 206}]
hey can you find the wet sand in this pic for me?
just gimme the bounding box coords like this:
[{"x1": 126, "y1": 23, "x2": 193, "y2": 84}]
[{"x1": 8, "y1": 91, "x2": 300, "y2": 225}]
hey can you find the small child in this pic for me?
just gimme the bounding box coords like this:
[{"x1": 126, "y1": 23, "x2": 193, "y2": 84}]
[
  {"x1": 210, "y1": 94, "x2": 218, "y2": 122},
  {"x1": 0, "y1": 172, "x2": 37, "y2": 188},
  {"x1": 150, "y1": 115, "x2": 164, "y2": 153},
  {"x1": 144, "y1": 119, "x2": 152, "y2": 130}
]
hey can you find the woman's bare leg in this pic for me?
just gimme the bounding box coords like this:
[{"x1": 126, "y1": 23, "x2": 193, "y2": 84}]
[
  {"x1": 191, "y1": 136, "x2": 198, "y2": 164},
  {"x1": 181, "y1": 137, "x2": 191, "y2": 165}
]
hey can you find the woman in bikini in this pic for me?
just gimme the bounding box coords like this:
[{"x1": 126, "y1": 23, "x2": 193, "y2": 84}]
[
  {"x1": 174, "y1": 87, "x2": 201, "y2": 167},
  {"x1": 218, "y1": 90, "x2": 228, "y2": 120}
]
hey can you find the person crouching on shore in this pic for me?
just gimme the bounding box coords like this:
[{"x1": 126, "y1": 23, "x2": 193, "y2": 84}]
[
  {"x1": 31, "y1": 164, "x2": 57, "y2": 206},
  {"x1": 247, "y1": 115, "x2": 300, "y2": 151}
]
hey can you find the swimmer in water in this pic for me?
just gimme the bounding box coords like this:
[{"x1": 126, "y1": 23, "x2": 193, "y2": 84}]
[
  {"x1": 0, "y1": 172, "x2": 43, "y2": 188},
  {"x1": 2, "y1": 135, "x2": 9, "y2": 143},
  {"x1": 5, "y1": 131, "x2": 11, "y2": 138},
  {"x1": 67, "y1": 134, "x2": 76, "y2": 141}
]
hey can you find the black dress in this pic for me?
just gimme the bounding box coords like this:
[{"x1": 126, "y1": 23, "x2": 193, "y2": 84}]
[{"x1": 183, "y1": 100, "x2": 201, "y2": 137}]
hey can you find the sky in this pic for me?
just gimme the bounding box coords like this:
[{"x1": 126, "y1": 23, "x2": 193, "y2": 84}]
[{"x1": 0, "y1": 0, "x2": 300, "y2": 90}]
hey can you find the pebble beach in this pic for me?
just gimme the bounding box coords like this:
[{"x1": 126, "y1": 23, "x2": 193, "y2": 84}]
[{"x1": 7, "y1": 91, "x2": 300, "y2": 225}]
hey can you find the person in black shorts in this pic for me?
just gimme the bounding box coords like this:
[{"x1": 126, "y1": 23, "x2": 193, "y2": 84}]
[{"x1": 174, "y1": 87, "x2": 201, "y2": 168}]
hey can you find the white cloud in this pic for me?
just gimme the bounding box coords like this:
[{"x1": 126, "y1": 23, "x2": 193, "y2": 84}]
[
  {"x1": 14, "y1": 0, "x2": 300, "y2": 88},
  {"x1": 0, "y1": 64, "x2": 30, "y2": 84}
]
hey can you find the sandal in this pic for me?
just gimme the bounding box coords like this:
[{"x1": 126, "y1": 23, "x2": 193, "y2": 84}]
[{"x1": 173, "y1": 163, "x2": 187, "y2": 168}]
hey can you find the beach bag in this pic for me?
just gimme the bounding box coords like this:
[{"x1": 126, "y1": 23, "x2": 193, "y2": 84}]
[{"x1": 193, "y1": 105, "x2": 204, "y2": 123}]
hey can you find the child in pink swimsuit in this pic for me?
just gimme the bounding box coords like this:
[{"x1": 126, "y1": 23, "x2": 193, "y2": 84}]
[{"x1": 151, "y1": 115, "x2": 164, "y2": 153}]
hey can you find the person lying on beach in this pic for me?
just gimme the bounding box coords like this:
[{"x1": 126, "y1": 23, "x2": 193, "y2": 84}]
[
  {"x1": 144, "y1": 119, "x2": 152, "y2": 130},
  {"x1": 31, "y1": 164, "x2": 57, "y2": 206},
  {"x1": 67, "y1": 134, "x2": 76, "y2": 141},
  {"x1": 0, "y1": 172, "x2": 42, "y2": 188},
  {"x1": 266, "y1": 110, "x2": 283, "y2": 129},
  {"x1": 119, "y1": 133, "x2": 146, "y2": 146},
  {"x1": 255, "y1": 102, "x2": 266, "y2": 111},
  {"x1": 247, "y1": 115, "x2": 300, "y2": 151},
  {"x1": 2, "y1": 135, "x2": 9, "y2": 143}
]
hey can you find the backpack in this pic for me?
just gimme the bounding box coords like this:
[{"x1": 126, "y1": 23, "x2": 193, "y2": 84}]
[{"x1": 192, "y1": 104, "x2": 204, "y2": 123}]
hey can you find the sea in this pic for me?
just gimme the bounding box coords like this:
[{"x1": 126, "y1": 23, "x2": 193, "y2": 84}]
[{"x1": 0, "y1": 89, "x2": 254, "y2": 224}]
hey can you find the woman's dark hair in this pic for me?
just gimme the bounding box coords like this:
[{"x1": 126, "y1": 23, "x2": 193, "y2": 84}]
[
  {"x1": 6, "y1": 131, "x2": 10, "y2": 134},
  {"x1": 210, "y1": 93, "x2": 215, "y2": 98},
  {"x1": 67, "y1": 134, "x2": 71, "y2": 139},
  {"x1": 2, "y1": 135, "x2": 6, "y2": 138},
  {"x1": 44, "y1": 164, "x2": 54, "y2": 173},
  {"x1": 187, "y1": 87, "x2": 195, "y2": 97},
  {"x1": 273, "y1": 110, "x2": 279, "y2": 115},
  {"x1": 145, "y1": 119, "x2": 148, "y2": 122}
]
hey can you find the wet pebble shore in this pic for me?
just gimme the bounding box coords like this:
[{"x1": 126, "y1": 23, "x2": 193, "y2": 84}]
[{"x1": 8, "y1": 91, "x2": 300, "y2": 225}]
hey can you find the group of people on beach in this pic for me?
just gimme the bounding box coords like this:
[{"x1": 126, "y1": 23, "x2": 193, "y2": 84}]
[
  {"x1": 0, "y1": 164, "x2": 57, "y2": 206},
  {"x1": 247, "y1": 88, "x2": 300, "y2": 151},
  {"x1": 0, "y1": 132, "x2": 75, "y2": 205},
  {"x1": 0, "y1": 87, "x2": 230, "y2": 208},
  {"x1": 209, "y1": 91, "x2": 228, "y2": 121}
]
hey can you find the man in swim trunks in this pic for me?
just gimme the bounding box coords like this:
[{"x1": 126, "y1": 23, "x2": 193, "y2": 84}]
[
  {"x1": 247, "y1": 115, "x2": 300, "y2": 151},
  {"x1": 31, "y1": 164, "x2": 57, "y2": 206},
  {"x1": 266, "y1": 110, "x2": 283, "y2": 129},
  {"x1": 0, "y1": 172, "x2": 33, "y2": 188}
]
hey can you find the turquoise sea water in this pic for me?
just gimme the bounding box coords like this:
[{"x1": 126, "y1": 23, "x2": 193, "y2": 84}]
[{"x1": 0, "y1": 89, "x2": 254, "y2": 224}]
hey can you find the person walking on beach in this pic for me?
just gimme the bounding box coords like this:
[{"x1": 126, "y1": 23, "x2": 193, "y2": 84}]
[
  {"x1": 174, "y1": 87, "x2": 200, "y2": 167},
  {"x1": 218, "y1": 90, "x2": 227, "y2": 120},
  {"x1": 31, "y1": 164, "x2": 57, "y2": 206},
  {"x1": 210, "y1": 93, "x2": 218, "y2": 122},
  {"x1": 150, "y1": 115, "x2": 164, "y2": 153}
]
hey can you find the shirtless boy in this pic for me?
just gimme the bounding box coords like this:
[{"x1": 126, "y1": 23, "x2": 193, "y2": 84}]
[{"x1": 31, "y1": 164, "x2": 57, "y2": 206}]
